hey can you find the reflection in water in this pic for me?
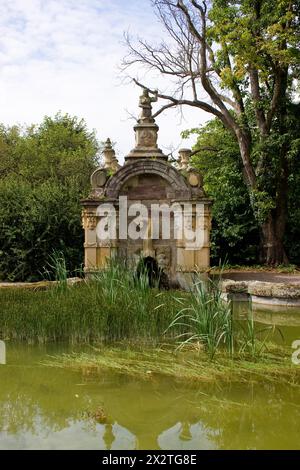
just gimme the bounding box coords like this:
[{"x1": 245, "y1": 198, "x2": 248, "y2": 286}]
[
  {"x1": 158, "y1": 422, "x2": 217, "y2": 450},
  {"x1": 106, "y1": 423, "x2": 136, "y2": 450},
  {"x1": 179, "y1": 422, "x2": 193, "y2": 441},
  {"x1": 0, "y1": 342, "x2": 300, "y2": 449},
  {"x1": 0, "y1": 418, "x2": 136, "y2": 450},
  {"x1": 0, "y1": 340, "x2": 5, "y2": 364},
  {"x1": 233, "y1": 301, "x2": 300, "y2": 345},
  {"x1": 103, "y1": 423, "x2": 115, "y2": 450}
]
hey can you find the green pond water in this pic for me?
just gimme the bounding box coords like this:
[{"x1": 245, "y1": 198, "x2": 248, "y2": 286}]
[{"x1": 1, "y1": 304, "x2": 300, "y2": 450}]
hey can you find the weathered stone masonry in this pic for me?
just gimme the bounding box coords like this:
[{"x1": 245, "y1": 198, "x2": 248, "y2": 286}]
[{"x1": 81, "y1": 90, "x2": 212, "y2": 288}]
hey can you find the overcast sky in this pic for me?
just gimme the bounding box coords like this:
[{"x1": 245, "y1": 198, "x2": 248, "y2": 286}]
[{"x1": 0, "y1": 0, "x2": 209, "y2": 162}]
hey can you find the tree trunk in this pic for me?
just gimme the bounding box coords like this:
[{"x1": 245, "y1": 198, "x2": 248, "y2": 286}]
[
  {"x1": 237, "y1": 132, "x2": 289, "y2": 266},
  {"x1": 260, "y1": 81, "x2": 289, "y2": 266},
  {"x1": 260, "y1": 213, "x2": 289, "y2": 265}
]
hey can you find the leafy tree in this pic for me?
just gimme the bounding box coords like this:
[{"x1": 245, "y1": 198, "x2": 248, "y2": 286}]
[
  {"x1": 0, "y1": 113, "x2": 97, "y2": 185},
  {"x1": 0, "y1": 114, "x2": 99, "y2": 281},
  {"x1": 183, "y1": 120, "x2": 259, "y2": 264},
  {"x1": 124, "y1": 0, "x2": 300, "y2": 264},
  {"x1": 184, "y1": 115, "x2": 300, "y2": 265}
]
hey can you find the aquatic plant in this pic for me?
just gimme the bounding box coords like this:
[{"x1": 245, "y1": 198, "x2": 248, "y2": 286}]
[
  {"x1": 167, "y1": 276, "x2": 277, "y2": 359},
  {"x1": 44, "y1": 345, "x2": 300, "y2": 386},
  {"x1": 167, "y1": 278, "x2": 233, "y2": 358}
]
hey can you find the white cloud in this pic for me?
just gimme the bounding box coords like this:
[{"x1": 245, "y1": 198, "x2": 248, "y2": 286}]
[{"x1": 0, "y1": 0, "x2": 209, "y2": 161}]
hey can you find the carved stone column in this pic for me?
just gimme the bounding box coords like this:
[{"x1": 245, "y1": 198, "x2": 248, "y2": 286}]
[{"x1": 82, "y1": 210, "x2": 97, "y2": 271}]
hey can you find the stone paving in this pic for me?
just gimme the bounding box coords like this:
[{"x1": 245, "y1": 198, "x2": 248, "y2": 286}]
[{"x1": 221, "y1": 271, "x2": 300, "y2": 284}]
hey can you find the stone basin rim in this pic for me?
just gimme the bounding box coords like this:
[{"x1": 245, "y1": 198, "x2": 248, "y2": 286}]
[{"x1": 221, "y1": 279, "x2": 300, "y2": 308}]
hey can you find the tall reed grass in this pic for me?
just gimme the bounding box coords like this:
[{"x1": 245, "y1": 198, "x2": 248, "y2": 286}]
[
  {"x1": 167, "y1": 278, "x2": 233, "y2": 358},
  {"x1": 0, "y1": 259, "x2": 182, "y2": 344},
  {"x1": 43, "y1": 250, "x2": 69, "y2": 291},
  {"x1": 167, "y1": 277, "x2": 276, "y2": 359}
]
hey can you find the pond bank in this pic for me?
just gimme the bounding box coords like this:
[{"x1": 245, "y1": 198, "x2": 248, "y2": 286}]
[
  {"x1": 2, "y1": 271, "x2": 300, "y2": 308},
  {"x1": 221, "y1": 278, "x2": 300, "y2": 307},
  {"x1": 0, "y1": 277, "x2": 82, "y2": 290}
]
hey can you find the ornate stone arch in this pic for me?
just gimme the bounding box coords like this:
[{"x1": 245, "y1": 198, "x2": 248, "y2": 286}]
[{"x1": 105, "y1": 160, "x2": 191, "y2": 199}]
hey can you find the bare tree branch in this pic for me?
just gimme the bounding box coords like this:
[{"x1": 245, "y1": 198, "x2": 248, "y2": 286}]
[{"x1": 132, "y1": 78, "x2": 234, "y2": 131}]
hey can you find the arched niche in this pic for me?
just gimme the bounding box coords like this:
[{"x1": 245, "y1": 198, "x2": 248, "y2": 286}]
[{"x1": 105, "y1": 160, "x2": 191, "y2": 199}]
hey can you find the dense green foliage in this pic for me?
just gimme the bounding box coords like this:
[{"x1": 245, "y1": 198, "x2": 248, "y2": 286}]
[
  {"x1": 184, "y1": 115, "x2": 300, "y2": 266},
  {"x1": 0, "y1": 114, "x2": 99, "y2": 281},
  {"x1": 204, "y1": 1, "x2": 300, "y2": 251},
  {"x1": 183, "y1": 121, "x2": 259, "y2": 264}
]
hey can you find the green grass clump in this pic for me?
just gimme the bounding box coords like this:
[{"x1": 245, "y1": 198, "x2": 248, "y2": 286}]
[
  {"x1": 0, "y1": 260, "x2": 183, "y2": 344},
  {"x1": 167, "y1": 279, "x2": 279, "y2": 359},
  {"x1": 168, "y1": 279, "x2": 233, "y2": 359}
]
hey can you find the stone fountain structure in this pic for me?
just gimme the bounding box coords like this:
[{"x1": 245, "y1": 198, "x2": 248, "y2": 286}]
[{"x1": 81, "y1": 90, "x2": 212, "y2": 288}]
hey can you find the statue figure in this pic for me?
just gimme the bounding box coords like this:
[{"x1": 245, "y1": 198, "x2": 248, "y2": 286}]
[
  {"x1": 126, "y1": 87, "x2": 166, "y2": 159},
  {"x1": 138, "y1": 89, "x2": 158, "y2": 123}
]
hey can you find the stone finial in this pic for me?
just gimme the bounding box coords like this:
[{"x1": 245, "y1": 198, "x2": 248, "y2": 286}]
[
  {"x1": 178, "y1": 148, "x2": 204, "y2": 193},
  {"x1": 103, "y1": 138, "x2": 120, "y2": 171},
  {"x1": 178, "y1": 148, "x2": 192, "y2": 170}
]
